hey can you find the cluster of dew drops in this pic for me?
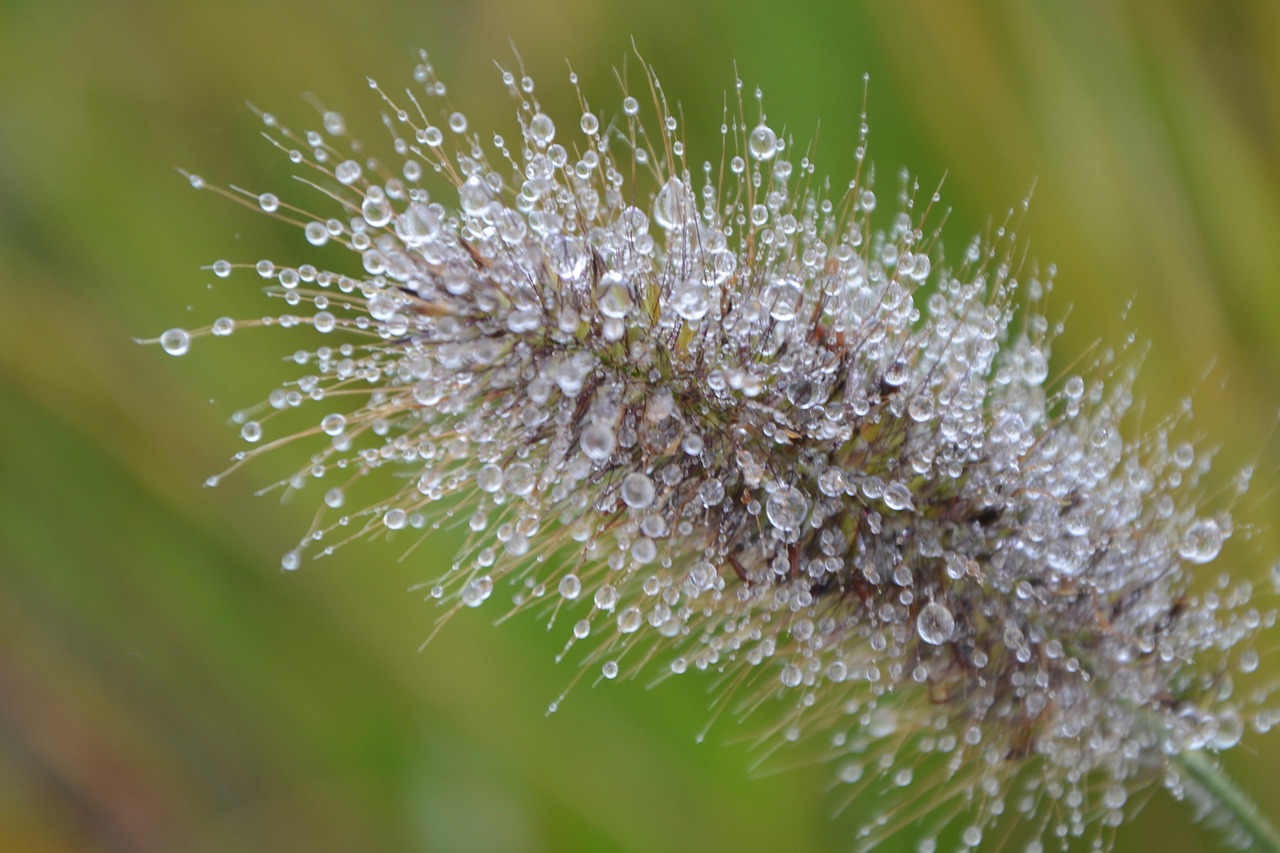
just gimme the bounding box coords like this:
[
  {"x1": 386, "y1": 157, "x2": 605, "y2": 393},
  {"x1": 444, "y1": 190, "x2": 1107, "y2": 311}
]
[{"x1": 151, "y1": 51, "x2": 1280, "y2": 851}]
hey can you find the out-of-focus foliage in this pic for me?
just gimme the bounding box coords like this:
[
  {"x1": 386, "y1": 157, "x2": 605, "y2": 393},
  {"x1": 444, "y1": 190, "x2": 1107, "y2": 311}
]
[{"x1": 1, "y1": 1, "x2": 1277, "y2": 850}]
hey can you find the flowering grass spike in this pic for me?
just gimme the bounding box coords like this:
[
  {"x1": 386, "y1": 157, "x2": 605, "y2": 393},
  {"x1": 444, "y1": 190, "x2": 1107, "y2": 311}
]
[{"x1": 156, "y1": 50, "x2": 1279, "y2": 850}]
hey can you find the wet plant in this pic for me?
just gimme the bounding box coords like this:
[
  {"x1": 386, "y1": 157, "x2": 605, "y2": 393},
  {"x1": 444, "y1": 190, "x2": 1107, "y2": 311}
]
[{"x1": 149, "y1": 50, "x2": 1280, "y2": 851}]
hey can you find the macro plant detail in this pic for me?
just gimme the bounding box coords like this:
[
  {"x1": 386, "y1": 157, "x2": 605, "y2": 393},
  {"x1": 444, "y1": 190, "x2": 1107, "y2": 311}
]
[{"x1": 151, "y1": 50, "x2": 1280, "y2": 850}]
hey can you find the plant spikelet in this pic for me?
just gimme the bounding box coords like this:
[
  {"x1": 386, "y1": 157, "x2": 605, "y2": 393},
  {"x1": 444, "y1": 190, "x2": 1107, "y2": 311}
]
[{"x1": 155, "y1": 50, "x2": 1278, "y2": 850}]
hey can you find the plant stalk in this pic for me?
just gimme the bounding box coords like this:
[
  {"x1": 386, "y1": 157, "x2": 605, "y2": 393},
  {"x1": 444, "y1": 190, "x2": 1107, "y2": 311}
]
[{"x1": 1174, "y1": 749, "x2": 1280, "y2": 853}]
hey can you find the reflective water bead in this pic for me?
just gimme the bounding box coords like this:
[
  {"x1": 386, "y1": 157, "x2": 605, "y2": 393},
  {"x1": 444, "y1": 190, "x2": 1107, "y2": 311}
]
[
  {"x1": 698, "y1": 478, "x2": 725, "y2": 507},
  {"x1": 335, "y1": 160, "x2": 362, "y2": 185},
  {"x1": 671, "y1": 279, "x2": 710, "y2": 321},
  {"x1": 558, "y1": 574, "x2": 581, "y2": 600},
  {"x1": 617, "y1": 607, "x2": 642, "y2": 633},
  {"x1": 240, "y1": 421, "x2": 262, "y2": 442},
  {"x1": 748, "y1": 124, "x2": 777, "y2": 161},
  {"x1": 528, "y1": 112, "x2": 555, "y2": 147},
  {"x1": 321, "y1": 413, "x2": 346, "y2": 436},
  {"x1": 916, "y1": 602, "x2": 955, "y2": 645},
  {"x1": 1179, "y1": 519, "x2": 1223, "y2": 563},
  {"x1": 504, "y1": 462, "x2": 536, "y2": 496},
  {"x1": 580, "y1": 112, "x2": 599, "y2": 134},
  {"x1": 883, "y1": 482, "x2": 914, "y2": 511},
  {"x1": 597, "y1": 273, "x2": 633, "y2": 319},
  {"x1": 765, "y1": 485, "x2": 809, "y2": 534},
  {"x1": 448, "y1": 111, "x2": 468, "y2": 133},
  {"x1": 476, "y1": 463, "x2": 503, "y2": 493},
  {"x1": 160, "y1": 328, "x2": 190, "y2": 355},
  {"x1": 461, "y1": 576, "x2": 492, "y2": 607},
  {"x1": 621, "y1": 96, "x2": 639, "y2": 116},
  {"x1": 580, "y1": 422, "x2": 616, "y2": 462},
  {"x1": 652, "y1": 177, "x2": 691, "y2": 230},
  {"x1": 621, "y1": 472, "x2": 655, "y2": 509},
  {"x1": 305, "y1": 221, "x2": 329, "y2": 245},
  {"x1": 212, "y1": 259, "x2": 232, "y2": 278},
  {"x1": 258, "y1": 192, "x2": 279, "y2": 212}
]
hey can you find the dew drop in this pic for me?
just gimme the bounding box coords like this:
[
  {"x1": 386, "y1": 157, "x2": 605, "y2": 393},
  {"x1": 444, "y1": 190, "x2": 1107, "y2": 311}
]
[
  {"x1": 160, "y1": 328, "x2": 190, "y2": 356},
  {"x1": 765, "y1": 486, "x2": 809, "y2": 535},
  {"x1": 916, "y1": 602, "x2": 955, "y2": 645},
  {"x1": 748, "y1": 124, "x2": 777, "y2": 161},
  {"x1": 621, "y1": 472, "x2": 655, "y2": 509},
  {"x1": 559, "y1": 574, "x2": 581, "y2": 600},
  {"x1": 617, "y1": 607, "x2": 642, "y2": 633},
  {"x1": 528, "y1": 112, "x2": 555, "y2": 147},
  {"x1": 671, "y1": 279, "x2": 710, "y2": 321},
  {"x1": 335, "y1": 160, "x2": 362, "y2": 185},
  {"x1": 580, "y1": 422, "x2": 616, "y2": 462},
  {"x1": 1179, "y1": 519, "x2": 1223, "y2": 564}
]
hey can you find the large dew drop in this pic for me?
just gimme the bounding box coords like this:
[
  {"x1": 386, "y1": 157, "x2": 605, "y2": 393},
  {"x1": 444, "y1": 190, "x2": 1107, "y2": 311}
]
[
  {"x1": 160, "y1": 328, "x2": 190, "y2": 356},
  {"x1": 748, "y1": 124, "x2": 777, "y2": 161},
  {"x1": 1178, "y1": 519, "x2": 1223, "y2": 564},
  {"x1": 671, "y1": 279, "x2": 711, "y2": 321},
  {"x1": 916, "y1": 602, "x2": 955, "y2": 645},
  {"x1": 652, "y1": 177, "x2": 692, "y2": 230},
  {"x1": 765, "y1": 485, "x2": 809, "y2": 537},
  {"x1": 620, "y1": 472, "x2": 655, "y2": 509}
]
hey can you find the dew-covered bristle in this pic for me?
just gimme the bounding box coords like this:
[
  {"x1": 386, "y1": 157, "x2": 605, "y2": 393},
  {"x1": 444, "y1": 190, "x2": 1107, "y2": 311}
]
[{"x1": 159, "y1": 49, "x2": 1278, "y2": 851}]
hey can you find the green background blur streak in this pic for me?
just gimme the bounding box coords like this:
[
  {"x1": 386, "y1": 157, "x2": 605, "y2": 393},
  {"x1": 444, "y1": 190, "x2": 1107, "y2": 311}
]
[{"x1": 1, "y1": 1, "x2": 1278, "y2": 850}]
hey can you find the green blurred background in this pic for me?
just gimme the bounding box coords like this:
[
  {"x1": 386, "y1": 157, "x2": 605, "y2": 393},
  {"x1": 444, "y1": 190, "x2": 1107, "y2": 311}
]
[{"x1": 2, "y1": 0, "x2": 1279, "y2": 850}]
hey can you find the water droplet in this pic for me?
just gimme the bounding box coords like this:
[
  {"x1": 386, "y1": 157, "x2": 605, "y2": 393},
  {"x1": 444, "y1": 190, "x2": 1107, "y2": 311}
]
[
  {"x1": 653, "y1": 177, "x2": 691, "y2": 230},
  {"x1": 461, "y1": 576, "x2": 493, "y2": 607},
  {"x1": 765, "y1": 486, "x2": 809, "y2": 535},
  {"x1": 476, "y1": 464, "x2": 503, "y2": 493},
  {"x1": 580, "y1": 112, "x2": 599, "y2": 135},
  {"x1": 617, "y1": 607, "x2": 642, "y2": 633},
  {"x1": 240, "y1": 421, "x2": 262, "y2": 442},
  {"x1": 883, "y1": 482, "x2": 914, "y2": 511},
  {"x1": 335, "y1": 160, "x2": 362, "y2": 185},
  {"x1": 504, "y1": 462, "x2": 536, "y2": 496},
  {"x1": 916, "y1": 602, "x2": 955, "y2": 645},
  {"x1": 580, "y1": 422, "x2": 616, "y2": 461},
  {"x1": 749, "y1": 124, "x2": 777, "y2": 161},
  {"x1": 448, "y1": 111, "x2": 468, "y2": 133},
  {"x1": 764, "y1": 278, "x2": 802, "y2": 321},
  {"x1": 528, "y1": 112, "x2": 555, "y2": 147},
  {"x1": 160, "y1": 328, "x2": 190, "y2": 356},
  {"x1": 780, "y1": 664, "x2": 802, "y2": 687},
  {"x1": 597, "y1": 273, "x2": 633, "y2": 319},
  {"x1": 621, "y1": 472, "x2": 655, "y2": 509},
  {"x1": 671, "y1": 279, "x2": 710, "y2": 321},
  {"x1": 558, "y1": 574, "x2": 581, "y2": 600},
  {"x1": 1179, "y1": 519, "x2": 1223, "y2": 564}
]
